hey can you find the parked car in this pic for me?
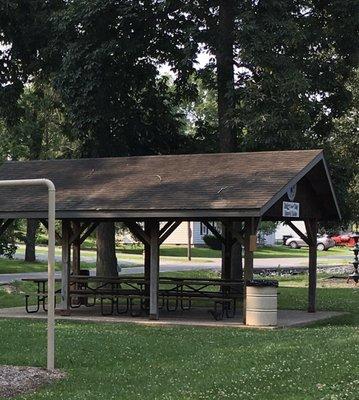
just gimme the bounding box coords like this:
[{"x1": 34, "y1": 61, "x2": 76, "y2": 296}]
[
  {"x1": 331, "y1": 233, "x2": 359, "y2": 247},
  {"x1": 285, "y1": 235, "x2": 336, "y2": 251}
]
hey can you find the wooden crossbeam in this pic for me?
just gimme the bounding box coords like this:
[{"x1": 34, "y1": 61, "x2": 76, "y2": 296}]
[
  {"x1": 79, "y1": 222, "x2": 99, "y2": 245},
  {"x1": 0, "y1": 219, "x2": 14, "y2": 236},
  {"x1": 287, "y1": 221, "x2": 310, "y2": 245},
  {"x1": 159, "y1": 221, "x2": 181, "y2": 245},
  {"x1": 159, "y1": 221, "x2": 175, "y2": 237},
  {"x1": 39, "y1": 218, "x2": 62, "y2": 242},
  {"x1": 69, "y1": 221, "x2": 91, "y2": 244},
  {"x1": 232, "y1": 225, "x2": 245, "y2": 245},
  {"x1": 125, "y1": 221, "x2": 150, "y2": 246},
  {"x1": 200, "y1": 221, "x2": 225, "y2": 244}
]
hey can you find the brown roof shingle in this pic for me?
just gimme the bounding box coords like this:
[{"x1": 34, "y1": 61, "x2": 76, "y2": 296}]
[{"x1": 0, "y1": 149, "x2": 331, "y2": 218}]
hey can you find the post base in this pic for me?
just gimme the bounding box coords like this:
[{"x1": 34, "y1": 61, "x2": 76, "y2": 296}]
[{"x1": 149, "y1": 313, "x2": 159, "y2": 320}]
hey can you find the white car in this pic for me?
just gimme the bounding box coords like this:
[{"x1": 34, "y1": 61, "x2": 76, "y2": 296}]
[{"x1": 285, "y1": 235, "x2": 336, "y2": 251}]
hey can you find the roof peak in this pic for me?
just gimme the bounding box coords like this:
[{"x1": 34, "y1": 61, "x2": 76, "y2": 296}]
[{"x1": 3, "y1": 149, "x2": 323, "y2": 164}]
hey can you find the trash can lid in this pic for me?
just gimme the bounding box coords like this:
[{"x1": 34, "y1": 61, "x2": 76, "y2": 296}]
[{"x1": 246, "y1": 279, "x2": 278, "y2": 287}]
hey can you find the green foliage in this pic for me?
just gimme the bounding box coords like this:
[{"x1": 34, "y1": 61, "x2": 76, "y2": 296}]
[
  {"x1": 325, "y1": 69, "x2": 359, "y2": 225},
  {"x1": 202, "y1": 234, "x2": 222, "y2": 250},
  {"x1": 1, "y1": 0, "x2": 358, "y2": 226},
  {"x1": 258, "y1": 221, "x2": 278, "y2": 236},
  {"x1": 236, "y1": 0, "x2": 358, "y2": 149},
  {"x1": 48, "y1": 0, "x2": 197, "y2": 157},
  {"x1": 0, "y1": 83, "x2": 75, "y2": 161}
]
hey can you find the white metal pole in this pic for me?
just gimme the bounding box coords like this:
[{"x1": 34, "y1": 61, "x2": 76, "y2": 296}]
[
  {"x1": 46, "y1": 182, "x2": 56, "y2": 370},
  {"x1": 0, "y1": 179, "x2": 56, "y2": 370}
]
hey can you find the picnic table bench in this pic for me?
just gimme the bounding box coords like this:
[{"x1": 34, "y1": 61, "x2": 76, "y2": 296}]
[{"x1": 22, "y1": 276, "x2": 244, "y2": 320}]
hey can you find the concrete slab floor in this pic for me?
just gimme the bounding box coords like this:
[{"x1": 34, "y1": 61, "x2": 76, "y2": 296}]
[{"x1": 0, "y1": 306, "x2": 345, "y2": 329}]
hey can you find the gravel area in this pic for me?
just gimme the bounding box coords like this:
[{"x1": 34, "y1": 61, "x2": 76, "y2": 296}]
[
  {"x1": 0, "y1": 366, "x2": 65, "y2": 398},
  {"x1": 318, "y1": 265, "x2": 354, "y2": 274}
]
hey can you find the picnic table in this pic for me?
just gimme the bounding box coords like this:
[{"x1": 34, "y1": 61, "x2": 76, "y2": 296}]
[
  {"x1": 22, "y1": 277, "x2": 62, "y2": 313},
  {"x1": 22, "y1": 275, "x2": 244, "y2": 320}
]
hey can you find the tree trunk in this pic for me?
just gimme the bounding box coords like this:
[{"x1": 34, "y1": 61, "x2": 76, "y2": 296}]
[
  {"x1": 25, "y1": 219, "x2": 38, "y2": 262},
  {"x1": 216, "y1": 0, "x2": 236, "y2": 152},
  {"x1": 96, "y1": 222, "x2": 118, "y2": 277}
]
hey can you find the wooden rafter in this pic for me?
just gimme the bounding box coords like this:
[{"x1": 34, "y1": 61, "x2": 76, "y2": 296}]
[
  {"x1": 39, "y1": 218, "x2": 62, "y2": 242},
  {"x1": 79, "y1": 222, "x2": 99, "y2": 245},
  {"x1": 159, "y1": 221, "x2": 175, "y2": 237},
  {"x1": 69, "y1": 221, "x2": 91, "y2": 244},
  {"x1": 287, "y1": 221, "x2": 310, "y2": 245},
  {"x1": 125, "y1": 221, "x2": 150, "y2": 246},
  {"x1": 159, "y1": 221, "x2": 182, "y2": 245},
  {"x1": 200, "y1": 221, "x2": 225, "y2": 244}
]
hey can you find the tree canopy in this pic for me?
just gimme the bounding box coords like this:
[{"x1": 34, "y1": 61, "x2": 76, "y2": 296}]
[{"x1": 0, "y1": 0, "x2": 358, "y2": 226}]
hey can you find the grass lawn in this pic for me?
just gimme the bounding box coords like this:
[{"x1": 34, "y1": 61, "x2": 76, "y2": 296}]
[
  {"x1": 112, "y1": 243, "x2": 349, "y2": 258},
  {"x1": 0, "y1": 269, "x2": 358, "y2": 399},
  {"x1": 15, "y1": 243, "x2": 350, "y2": 261},
  {"x1": 0, "y1": 258, "x2": 63, "y2": 274},
  {"x1": 0, "y1": 258, "x2": 99, "y2": 274}
]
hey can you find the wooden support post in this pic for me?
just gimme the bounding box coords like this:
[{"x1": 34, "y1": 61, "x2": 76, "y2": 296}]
[
  {"x1": 144, "y1": 221, "x2": 151, "y2": 309},
  {"x1": 72, "y1": 221, "x2": 81, "y2": 275},
  {"x1": 149, "y1": 220, "x2": 160, "y2": 320},
  {"x1": 243, "y1": 220, "x2": 256, "y2": 282},
  {"x1": 222, "y1": 221, "x2": 232, "y2": 281},
  {"x1": 243, "y1": 218, "x2": 259, "y2": 324},
  {"x1": 187, "y1": 221, "x2": 192, "y2": 261},
  {"x1": 305, "y1": 218, "x2": 317, "y2": 313},
  {"x1": 60, "y1": 220, "x2": 71, "y2": 313},
  {"x1": 231, "y1": 221, "x2": 243, "y2": 281}
]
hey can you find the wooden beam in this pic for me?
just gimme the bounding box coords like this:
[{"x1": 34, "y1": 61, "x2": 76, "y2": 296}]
[
  {"x1": 221, "y1": 221, "x2": 232, "y2": 281},
  {"x1": 60, "y1": 220, "x2": 71, "y2": 313},
  {"x1": 159, "y1": 221, "x2": 181, "y2": 245},
  {"x1": 79, "y1": 222, "x2": 99, "y2": 245},
  {"x1": 39, "y1": 218, "x2": 62, "y2": 242},
  {"x1": 69, "y1": 221, "x2": 91, "y2": 245},
  {"x1": 0, "y1": 219, "x2": 14, "y2": 236},
  {"x1": 242, "y1": 217, "x2": 260, "y2": 324},
  {"x1": 305, "y1": 218, "x2": 317, "y2": 313},
  {"x1": 231, "y1": 221, "x2": 244, "y2": 280},
  {"x1": 149, "y1": 221, "x2": 160, "y2": 320},
  {"x1": 72, "y1": 221, "x2": 81, "y2": 276},
  {"x1": 125, "y1": 221, "x2": 150, "y2": 246},
  {"x1": 243, "y1": 218, "x2": 260, "y2": 282},
  {"x1": 159, "y1": 221, "x2": 175, "y2": 237},
  {"x1": 200, "y1": 221, "x2": 225, "y2": 244},
  {"x1": 144, "y1": 221, "x2": 151, "y2": 310},
  {"x1": 287, "y1": 221, "x2": 310, "y2": 245}
]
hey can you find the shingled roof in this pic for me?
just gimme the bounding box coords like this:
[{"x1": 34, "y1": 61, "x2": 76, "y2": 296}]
[{"x1": 0, "y1": 149, "x2": 340, "y2": 220}]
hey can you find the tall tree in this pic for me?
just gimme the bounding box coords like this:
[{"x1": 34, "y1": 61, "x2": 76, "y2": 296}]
[
  {"x1": 0, "y1": 83, "x2": 73, "y2": 261},
  {"x1": 48, "y1": 0, "x2": 196, "y2": 275},
  {"x1": 216, "y1": 0, "x2": 237, "y2": 152}
]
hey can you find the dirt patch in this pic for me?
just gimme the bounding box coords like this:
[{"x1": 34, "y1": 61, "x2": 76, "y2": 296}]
[
  {"x1": 0, "y1": 365, "x2": 65, "y2": 398},
  {"x1": 319, "y1": 278, "x2": 359, "y2": 288},
  {"x1": 0, "y1": 285, "x2": 18, "y2": 295}
]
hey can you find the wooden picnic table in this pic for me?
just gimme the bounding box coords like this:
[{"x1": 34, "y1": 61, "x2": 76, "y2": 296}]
[{"x1": 22, "y1": 275, "x2": 244, "y2": 319}]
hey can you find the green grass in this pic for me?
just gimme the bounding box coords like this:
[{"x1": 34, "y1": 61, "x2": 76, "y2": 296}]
[
  {"x1": 0, "y1": 258, "x2": 64, "y2": 274},
  {"x1": 16, "y1": 243, "x2": 350, "y2": 261},
  {"x1": 0, "y1": 270, "x2": 358, "y2": 399},
  {"x1": 0, "y1": 258, "x2": 100, "y2": 274}
]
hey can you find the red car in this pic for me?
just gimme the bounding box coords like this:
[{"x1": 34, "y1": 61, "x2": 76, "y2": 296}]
[{"x1": 331, "y1": 233, "x2": 359, "y2": 247}]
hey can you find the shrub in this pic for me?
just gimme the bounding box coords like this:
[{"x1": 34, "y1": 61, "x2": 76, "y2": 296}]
[{"x1": 203, "y1": 234, "x2": 222, "y2": 250}]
